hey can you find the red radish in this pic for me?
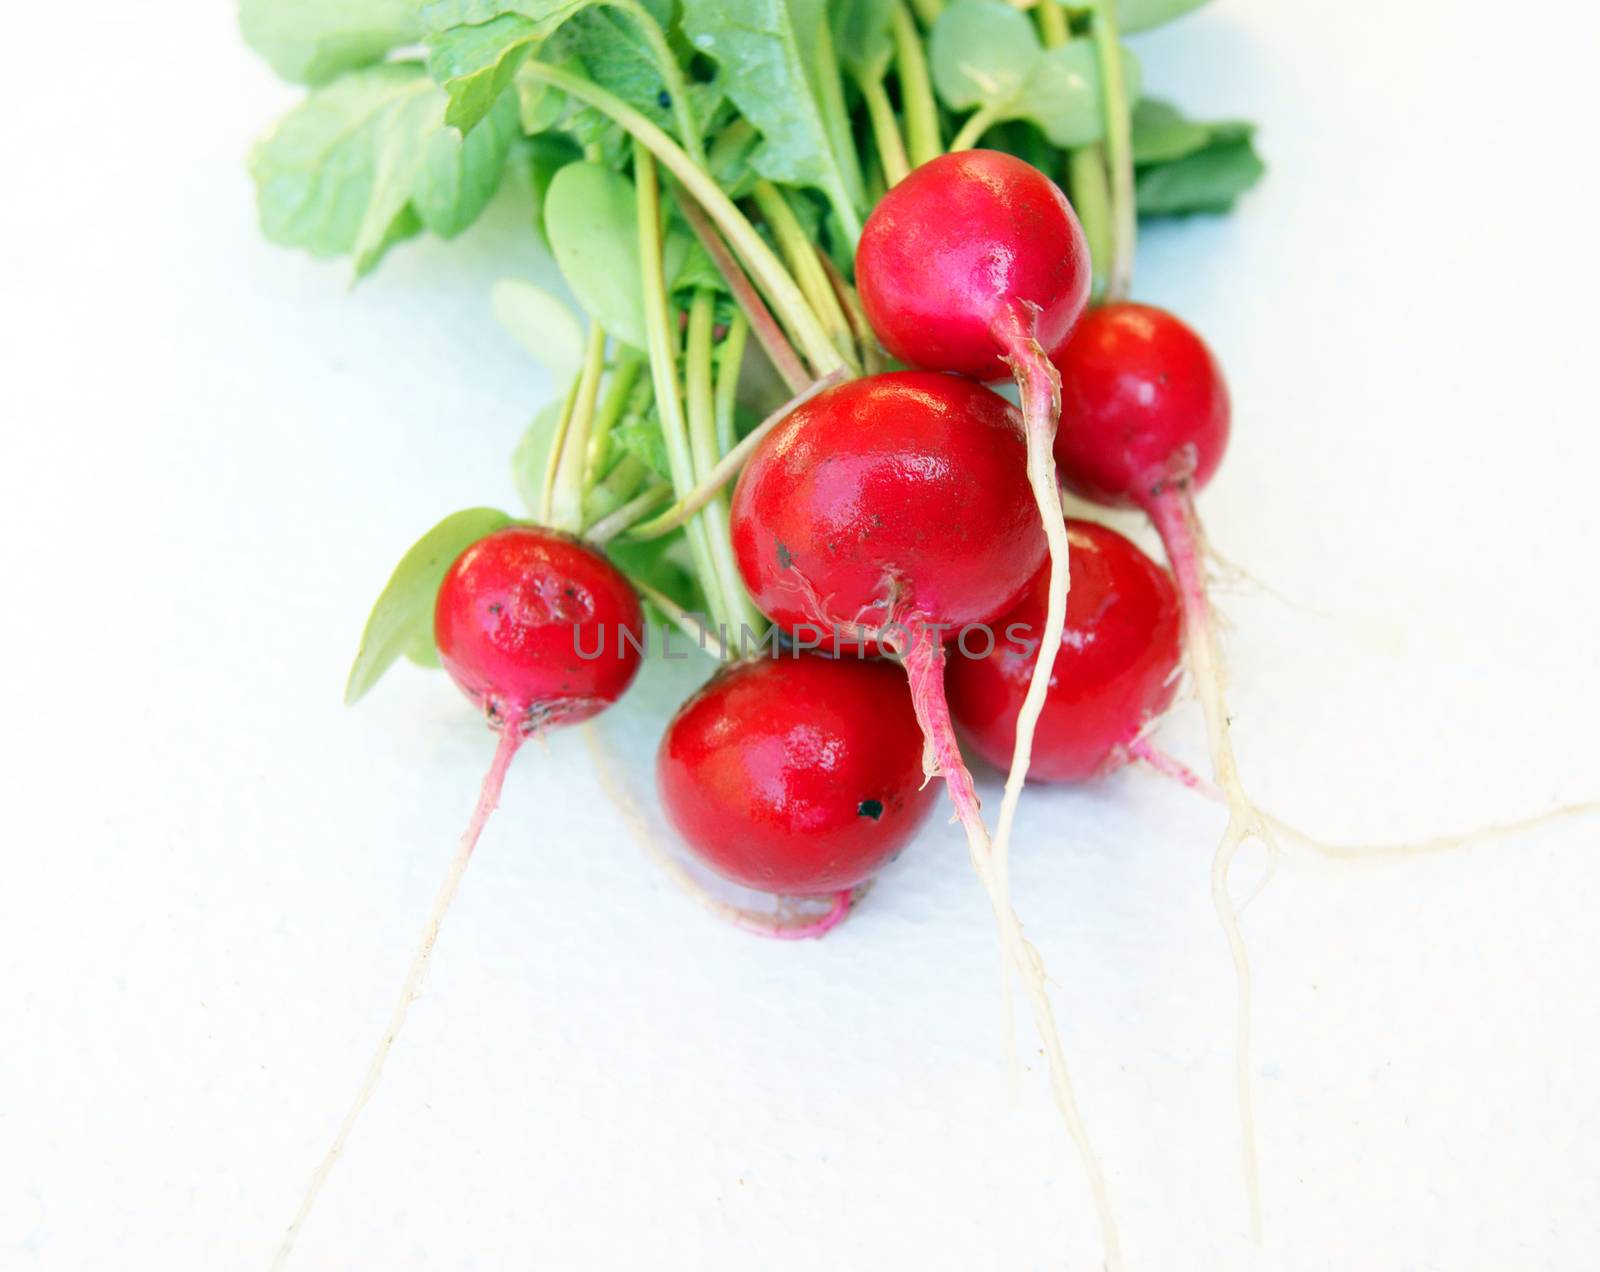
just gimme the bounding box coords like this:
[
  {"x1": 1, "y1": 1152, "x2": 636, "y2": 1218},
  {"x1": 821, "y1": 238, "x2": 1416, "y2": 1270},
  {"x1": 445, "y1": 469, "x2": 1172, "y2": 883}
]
[
  {"x1": 657, "y1": 653, "x2": 938, "y2": 932},
  {"x1": 731, "y1": 371, "x2": 1045, "y2": 649},
  {"x1": 730, "y1": 370, "x2": 1122, "y2": 1270},
  {"x1": 273, "y1": 526, "x2": 643, "y2": 1269},
  {"x1": 1051, "y1": 300, "x2": 1268, "y2": 1236},
  {"x1": 948, "y1": 520, "x2": 1181, "y2": 782},
  {"x1": 856, "y1": 151, "x2": 1092, "y2": 1020}
]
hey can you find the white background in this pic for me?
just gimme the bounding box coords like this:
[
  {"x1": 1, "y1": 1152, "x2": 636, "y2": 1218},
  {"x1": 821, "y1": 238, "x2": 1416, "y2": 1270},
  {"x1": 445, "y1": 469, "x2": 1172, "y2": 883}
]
[{"x1": 3, "y1": 1, "x2": 1598, "y2": 1268}]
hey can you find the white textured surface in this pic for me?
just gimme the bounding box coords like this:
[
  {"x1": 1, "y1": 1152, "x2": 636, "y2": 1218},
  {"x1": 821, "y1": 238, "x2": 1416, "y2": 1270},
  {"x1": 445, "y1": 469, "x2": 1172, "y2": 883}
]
[{"x1": 3, "y1": 2, "x2": 1598, "y2": 1269}]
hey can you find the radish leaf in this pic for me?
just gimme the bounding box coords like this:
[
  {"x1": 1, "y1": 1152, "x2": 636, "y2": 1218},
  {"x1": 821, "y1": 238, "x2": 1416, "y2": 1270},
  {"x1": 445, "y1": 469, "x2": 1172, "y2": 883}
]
[
  {"x1": 346, "y1": 508, "x2": 516, "y2": 705},
  {"x1": 239, "y1": 0, "x2": 420, "y2": 86},
  {"x1": 249, "y1": 63, "x2": 517, "y2": 276},
  {"x1": 682, "y1": 0, "x2": 866, "y2": 239}
]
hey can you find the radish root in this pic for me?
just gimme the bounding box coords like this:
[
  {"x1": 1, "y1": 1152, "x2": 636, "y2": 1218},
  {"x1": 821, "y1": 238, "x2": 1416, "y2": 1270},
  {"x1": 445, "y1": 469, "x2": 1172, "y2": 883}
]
[
  {"x1": 1130, "y1": 737, "x2": 1600, "y2": 864},
  {"x1": 900, "y1": 627, "x2": 1124, "y2": 1272},
  {"x1": 990, "y1": 307, "x2": 1074, "y2": 1126},
  {"x1": 581, "y1": 722, "x2": 861, "y2": 939},
  {"x1": 271, "y1": 716, "x2": 525, "y2": 1270},
  {"x1": 1145, "y1": 484, "x2": 1274, "y2": 1243}
]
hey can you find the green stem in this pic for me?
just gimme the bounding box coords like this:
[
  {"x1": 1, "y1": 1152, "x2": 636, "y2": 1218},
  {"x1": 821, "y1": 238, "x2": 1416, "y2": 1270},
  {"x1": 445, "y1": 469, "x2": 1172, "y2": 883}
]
[
  {"x1": 813, "y1": 16, "x2": 868, "y2": 249},
  {"x1": 893, "y1": 2, "x2": 943, "y2": 167},
  {"x1": 585, "y1": 481, "x2": 671, "y2": 545},
  {"x1": 585, "y1": 450, "x2": 654, "y2": 525},
  {"x1": 1091, "y1": 1, "x2": 1137, "y2": 299},
  {"x1": 634, "y1": 143, "x2": 731, "y2": 630},
  {"x1": 858, "y1": 71, "x2": 911, "y2": 187},
  {"x1": 1036, "y1": 0, "x2": 1071, "y2": 46},
  {"x1": 752, "y1": 182, "x2": 859, "y2": 371},
  {"x1": 536, "y1": 374, "x2": 581, "y2": 527},
  {"x1": 714, "y1": 311, "x2": 749, "y2": 457},
  {"x1": 583, "y1": 349, "x2": 644, "y2": 490},
  {"x1": 548, "y1": 324, "x2": 607, "y2": 534},
  {"x1": 949, "y1": 100, "x2": 1006, "y2": 153},
  {"x1": 907, "y1": 0, "x2": 945, "y2": 26},
  {"x1": 522, "y1": 62, "x2": 844, "y2": 377},
  {"x1": 686, "y1": 290, "x2": 762, "y2": 634},
  {"x1": 623, "y1": 370, "x2": 846, "y2": 542},
  {"x1": 1069, "y1": 144, "x2": 1114, "y2": 303}
]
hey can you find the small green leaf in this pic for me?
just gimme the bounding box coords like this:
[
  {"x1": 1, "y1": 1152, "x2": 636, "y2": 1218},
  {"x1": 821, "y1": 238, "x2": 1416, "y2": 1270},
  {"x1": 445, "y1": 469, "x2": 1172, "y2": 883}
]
[
  {"x1": 1025, "y1": 40, "x2": 1142, "y2": 149},
  {"x1": 931, "y1": 4, "x2": 1137, "y2": 148},
  {"x1": 490, "y1": 280, "x2": 586, "y2": 379},
  {"x1": 928, "y1": 0, "x2": 1038, "y2": 112},
  {"x1": 510, "y1": 399, "x2": 568, "y2": 515},
  {"x1": 1130, "y1": 97, "x2": 1213, "y2": 164},
  {"x1": 239, "y1": 0, "x2": 420, "y2": 85},
  {"x1": 1118, "y1": 0, "x2": 1213, "y2": 36},
  {"x1": 425, "y1": 13, "x2": 546, "y2": 133},
  {"x1": 413, "y1": 86, "x2": 520, "y2": 237},
  {"x1": 249, "y1": 63, "x2": 516, "y2": 276},
  {"x1": 345, "y1": 508, "x2": 515, "y2": 705},
  {"x1": 610, "y1": 401, "x2": 672, "y2": 480},
  {"x1": 832, "y1": 0, "x2": 897, "y2": 80},
  {"x1": 682, "y1": 0, "x2": 866, "y2": 230},
  {"x1": 544, "y1": 163, "x2": 650, "y2": 349},
  {"x1": 1136, "y1": 136, "x2": 1265, "y2": 217}
]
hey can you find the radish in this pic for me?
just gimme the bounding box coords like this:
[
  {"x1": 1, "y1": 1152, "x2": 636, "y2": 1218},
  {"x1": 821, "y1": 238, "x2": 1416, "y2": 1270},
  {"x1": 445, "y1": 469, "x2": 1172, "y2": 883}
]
[
  {"x1": 657, "y1": 652, "x2": 939, "y2": 935},
  {"x1": 273, "y1": 525, "x2": 644, "y2": 1268},
  {"x1": 948, "y1": 518, "x2": 1181, "y2": 782},
  {"x1": 729, "y1": 370, "x2": 1123, "y2": 1268},
  {"x1": 1049, "y1": 299, "x2": 1272, "y2": 1233},
  {"x1": 855, "y1": 149, "x2": 1092, "y2": 1011}
]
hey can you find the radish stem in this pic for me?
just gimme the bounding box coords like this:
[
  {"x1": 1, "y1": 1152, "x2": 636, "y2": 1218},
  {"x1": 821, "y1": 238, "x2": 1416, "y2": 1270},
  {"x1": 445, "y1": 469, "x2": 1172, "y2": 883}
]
[
  {"x1": 1090, "y1": 0, "x2": 1137, "y2": 300},
  {"x1": 672, "y1": 185, "x2": 812, "y2": 393},
  {"x1": 892, "y1": 2, "x2": 943, "y2": 166},
  {"x1": 549, "y1": 324, "x2": 608, "y2": 535},
  {"x1": 713, "y1": 311, "x2": 749, "y2": 457},
  {"x1": 948, "y1": 100, "x2": 1006, "y2": 153},
  {"x1": 271, "y1": 717, "x2": 525, "y2": 1270},
  {"x1": 859, "y1": 71, "x2": 912, "y2": 187},
  {"x1": 636, "y1": 146, "x2": 734, "y2": 630},
  {"x1": 751, "y1": 181, "x2": 860, "y2": 371},
  {"x1": 621, "y1": 371, "x2": 847, "y2": 541},
  {"x1": 520, "y1": 63, "x2": 843, "y2": 377}
]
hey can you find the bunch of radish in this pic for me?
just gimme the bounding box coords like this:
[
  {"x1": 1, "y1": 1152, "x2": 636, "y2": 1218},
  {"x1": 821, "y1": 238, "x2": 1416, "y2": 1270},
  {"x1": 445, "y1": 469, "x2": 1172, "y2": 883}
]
[{"x1": 243, "y1": 0, "x2": 1594, "y2": 1266}]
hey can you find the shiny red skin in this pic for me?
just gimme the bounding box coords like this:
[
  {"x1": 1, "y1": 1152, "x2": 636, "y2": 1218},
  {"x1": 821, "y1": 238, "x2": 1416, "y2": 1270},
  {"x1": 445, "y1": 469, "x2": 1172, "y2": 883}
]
[
  {"x1": 1052, "y1": 303, "x2": 1231, "y2": 509},
  {"x1": 657, "y1": 654, "x2": 938, "y2": 894},
  {"x1": 434, "y1": 526, "x2": 644, "y2": 729},
  {"x1": 946, "y1": 520, "x2": 1181, "y2": 782},
  {"x1": 729, "y1": 372, "x2": 1047, "y2": 652},
  {"x1": 855, "y1": 150, "x2": 1092, "y2": 380}
]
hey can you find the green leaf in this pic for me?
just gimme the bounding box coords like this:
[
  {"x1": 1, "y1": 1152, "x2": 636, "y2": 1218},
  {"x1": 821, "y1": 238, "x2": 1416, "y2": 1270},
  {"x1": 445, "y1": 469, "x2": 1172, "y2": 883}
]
[
  {"x1": 1136, "y1": 136, "x2": 1265, "y2": 217},
  {"x1": 423, "y1": 2, "x2": 611, "y2": 131},
  {"x1": 239, "y1": 0, "x2": 420, "y2": 85},
  {"x1": 929, "y1": 0, "x2": 1038, "y2": 112},
  {"x1": 832, "y1": 0, "x2": 897, "y2": 80},
  {"x1": 549, "y1": 8, "x2": 722, "y2": 137},
  {"x1": 1025, "y1": 39, "x2": 1141, "y2": 149},
  {"x1": 930, "y1": 3, "x2": 1137, "y2": 147},
  {"x1": 682, "y1": 0, "x2": 865, "y2": 226},
  {"x1": 413, "y1": 86, "x2": 520, "y2": 236},
  {"x1": 1130, "y1": 97, "x2": 1212, "y2": 164},
  {"x1": 345, "y1": 507, "x2": 515, "y2": 705},
  {"x1": 1118, "y1": 0, "x2": 1213, "y2": 36},
  {"x1": 543, "y1": 163, "x2": 650, "y2": 349},
  {"x1": 610, "y1": 401, "x2": 672, "y2": 480},
  {"x1": 510, "y1": 399, "x2": 567, "y2": 514},
  {"x1": 249, "y1": 62, "x2": 516, "y2": 276},
  {"x1": 490, "y1": 280, "x2": 587, "y2": 379}
]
